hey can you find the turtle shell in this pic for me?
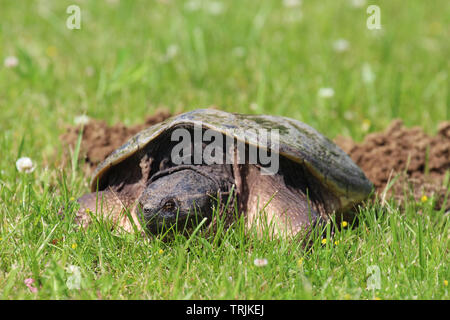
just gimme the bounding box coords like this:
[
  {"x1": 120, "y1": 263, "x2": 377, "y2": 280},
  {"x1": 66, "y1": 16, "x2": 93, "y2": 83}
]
[{"x1": 91, "y1": 109, "x2": 372, "y2": 207}]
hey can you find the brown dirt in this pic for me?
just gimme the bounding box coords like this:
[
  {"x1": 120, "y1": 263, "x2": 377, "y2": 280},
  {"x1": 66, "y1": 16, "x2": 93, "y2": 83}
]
[
  {"x1": 61, "y1": 111, "x2": 449, "y2": 210},
  {"x1": 335, "y1": 120, "x2": 450, "y2": 210},
  {"x1": 60, "y1": 109, "x2": 172, "y2": 173}
]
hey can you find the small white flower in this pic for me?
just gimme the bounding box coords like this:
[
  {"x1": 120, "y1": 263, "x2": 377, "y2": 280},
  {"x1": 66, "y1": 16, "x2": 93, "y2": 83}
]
[
  {"x1": 66, "y1": 265, "x2": 81, "y2": 290},
  {"x1": 283, "y1": 0, "x2": 302, "y2": 8},
  {"x1": 349, "y1": 0, "x2": 366, "y2": 8},
  {"x1": 67, "y1": 265, "x2": 80, "y2": 273},
  {"x1": 253, "y1": 258, "x2": 268, "y2": 267},
  {"x1": 185, "y1": 0, "x2": 201, "y2": 12},
  {"x1": 207, "y1": 1, "x2": 225, "y2": 15},
  {"x1": 74, "y1": 114, "x2": 90, "y2": 126},
  {"x1": 344, "y1": 110, "x2": 355, "y2": 120},
  {"x1": 166, "y1": 44, "x2": 178, "y2": 58},
  {"x1": 318, "y1": 87, "x2": 335, "y2": 99},
  {"x1": 37, "y1": 0, "x2": 51, "y2": 17},
  {"x1": 369, "y1": 28, "x2": 385, "y2": 38},
  {"x1": 232, "y1": 47, "x2": 246, "y2": 57},
  {"x1": 332, "y1": 39, "x2": 350, "y2": 53},
  {"x1": 16, "y1": 157, "x2": 35, "y2": 173},
  {"x1": 250, "y1": 102, "x2": 259, "y2": 111},
  {"x1": 4, "y1": 56, "x2": 19, "y2": 68},
  {"x1": 362, "y1": 63, "x2": 375, "y2": 84},
  {"x1": 105, "y1": 0, "x2": 120, "y2": 6},
  {"x1": 162, "y1": 44, "x2": 179, "y2": 62}
]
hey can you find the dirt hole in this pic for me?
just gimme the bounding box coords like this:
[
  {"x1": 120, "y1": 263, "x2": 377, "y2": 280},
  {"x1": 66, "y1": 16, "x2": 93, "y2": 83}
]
[{"x1": 335, "y1": 120, "x2": 450, "y2": 210}]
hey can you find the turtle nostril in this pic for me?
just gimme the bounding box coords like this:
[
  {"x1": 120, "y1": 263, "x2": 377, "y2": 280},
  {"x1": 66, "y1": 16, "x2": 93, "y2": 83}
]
[{"x1": 138, "y1": 203, "x2": 152, "y2": 217}]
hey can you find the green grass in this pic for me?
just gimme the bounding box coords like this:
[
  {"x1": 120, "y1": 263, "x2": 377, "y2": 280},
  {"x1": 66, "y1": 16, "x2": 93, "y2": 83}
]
[{"x1": 0, "y1": 0, "x2": 449, "y2": 299}]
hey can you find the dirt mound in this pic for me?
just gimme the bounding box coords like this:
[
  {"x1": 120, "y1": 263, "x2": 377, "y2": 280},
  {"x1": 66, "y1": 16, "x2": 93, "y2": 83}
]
[
  {"x1": 335, "y1": 120, "x2": 450, "y2": 210},
  {"x1": 60, "y1": 109, "x2": 172, "y2": 171}
]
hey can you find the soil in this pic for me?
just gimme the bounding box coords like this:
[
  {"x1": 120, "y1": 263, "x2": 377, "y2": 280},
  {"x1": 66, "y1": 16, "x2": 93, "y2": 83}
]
[
  {"x1": 61, "y1": 112, "x2": 449, "y2": 210},
  {"x1": 335, "y1": 120, "x2": 450, "y2": 210},
  {"x1": 60, "y1": 109, "x2": 172, "y2": 173}
]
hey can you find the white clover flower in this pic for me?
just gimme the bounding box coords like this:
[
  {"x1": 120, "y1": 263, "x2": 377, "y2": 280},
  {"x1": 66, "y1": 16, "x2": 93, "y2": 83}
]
[
  {"x1": 16, "y1": 157, "x2": 35, "y2": 173},
  {"x1": 105, "y1": 0, "x2": 120, "y2": 6},
  {"x1": 283, "y1": 0, "x2": 302, "y2": 8},
  {"x1": 74, "y1": 114, "x2": 90, "y2": 126},
  {"x1": 318, "y1": 87, "x2": 335, "y2": 99},
  {"x1": 166, "y1": 44, "x2": 179, "y2": 59},
  {"x1": 4, "y1": 56, "x2": 19, "y2": 68},
  {"x1": 250, "y1": 102, "x2": 259, "y2": 111},
  {"x1": 344, "y1": 110, "x2": 355, "y2": 120},
  {"x1": 67, "y1": 265, "x2": 80, "y2": 273},
  {"x1": 362, "y1": 63, "x2": 375, "y2": 84},
  {"x1": 232, "y1": 47, "x2": 246, "y2": 57},
  {"x1": 162, "y1": 44, "x2": 179, "y2": 63},
  {"x1": 332, "y1": 39, "x2": 350, "y2": 53},
  {"x1": 253, "y1": 258, "x2": 268, "y2": 267},
  {"x1": 37, "y1": 0, "x2": 51, "y2": 17},
  {"x1": 207, "y1": 1, "x2": 225, "y2": 15},
  {"x1": 369, "y1": 29, "x2": 385, "y2": 38},
  {"x1": 66, "y1": 265, "x2": 81, "y2": 290},
  {"x1": 185, "y1": 0, "x2": 201, "y2": 12},
  {"x1": 349, "y1": 0, "x2": 366, "y2": 8}
]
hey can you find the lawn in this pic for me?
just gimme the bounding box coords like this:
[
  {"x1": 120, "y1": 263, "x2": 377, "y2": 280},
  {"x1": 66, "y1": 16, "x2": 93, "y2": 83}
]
[{"x1": 0, "y1": 0, "x2": 448, "y2": 299}]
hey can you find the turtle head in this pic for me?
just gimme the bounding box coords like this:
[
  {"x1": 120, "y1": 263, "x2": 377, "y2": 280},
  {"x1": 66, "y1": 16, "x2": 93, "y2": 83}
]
[{"x1": 137, "y1": 169, "x2": 219, "y2": 233}]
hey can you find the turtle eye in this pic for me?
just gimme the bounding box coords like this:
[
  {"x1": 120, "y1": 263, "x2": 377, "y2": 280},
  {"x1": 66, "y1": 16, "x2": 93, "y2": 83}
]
[{"x1": 162, "y1": 199, "x2": 177, "y2": 211}]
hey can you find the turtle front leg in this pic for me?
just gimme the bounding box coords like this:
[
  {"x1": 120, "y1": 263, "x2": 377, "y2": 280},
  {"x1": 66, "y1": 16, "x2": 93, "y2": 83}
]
[
  {"x1": 75, "y1": 190, "x2": 142, "y2": 232},
  {"x1": 74, "y1": 154, "x2": 153, "y2": 232}
]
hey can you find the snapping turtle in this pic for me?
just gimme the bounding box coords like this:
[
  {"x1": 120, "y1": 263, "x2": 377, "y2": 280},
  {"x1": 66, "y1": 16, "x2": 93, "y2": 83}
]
[{"x1": 75, "y1": 109, "x2": 372, "y2": 236}]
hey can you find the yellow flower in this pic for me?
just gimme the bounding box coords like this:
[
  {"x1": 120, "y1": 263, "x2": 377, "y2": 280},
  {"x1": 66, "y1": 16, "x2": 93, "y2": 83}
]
[
  {"x1": 321, "y1": 238, "x2": 327, "y2": 245},
  {"x1": 374, "y1": 296, "x2": 382, "y2": 300},
  {"x1": 341, "y1": 221, "x2": 348, "y2": 228},
  {"x1": 46, "y1": 46, "x2": 58, "y2": 58},
  {"x1": 429, "y1": 22, "x2": 442, "y2": 35},
  {"x1": 421, "y1": 195, "x2": 428, "y2": 203},
  {"x1": 362, "y1": 119, "x2": 371, "y2": 132},
  {"x1": 70, "y1": 197, "x2": 75, "y2": 201},
  {"x1": 334, "y1": 240, "x2": 340, "y2": 245},
  {"x1": 85, "y1": 208, "x2": 90, "y2": 213},
  {"x1": 158, "y1": 249, "x2": 164, "y2": 254},
  {"x1": 71, "y1": 243, "x2": 77, "y2": 249},
  {"x1": 444, "y1": 280, "x2": 448, "y2": 287},
  {"x1": 297, "y1": 258, "x2": 303, "y2": 267}
]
